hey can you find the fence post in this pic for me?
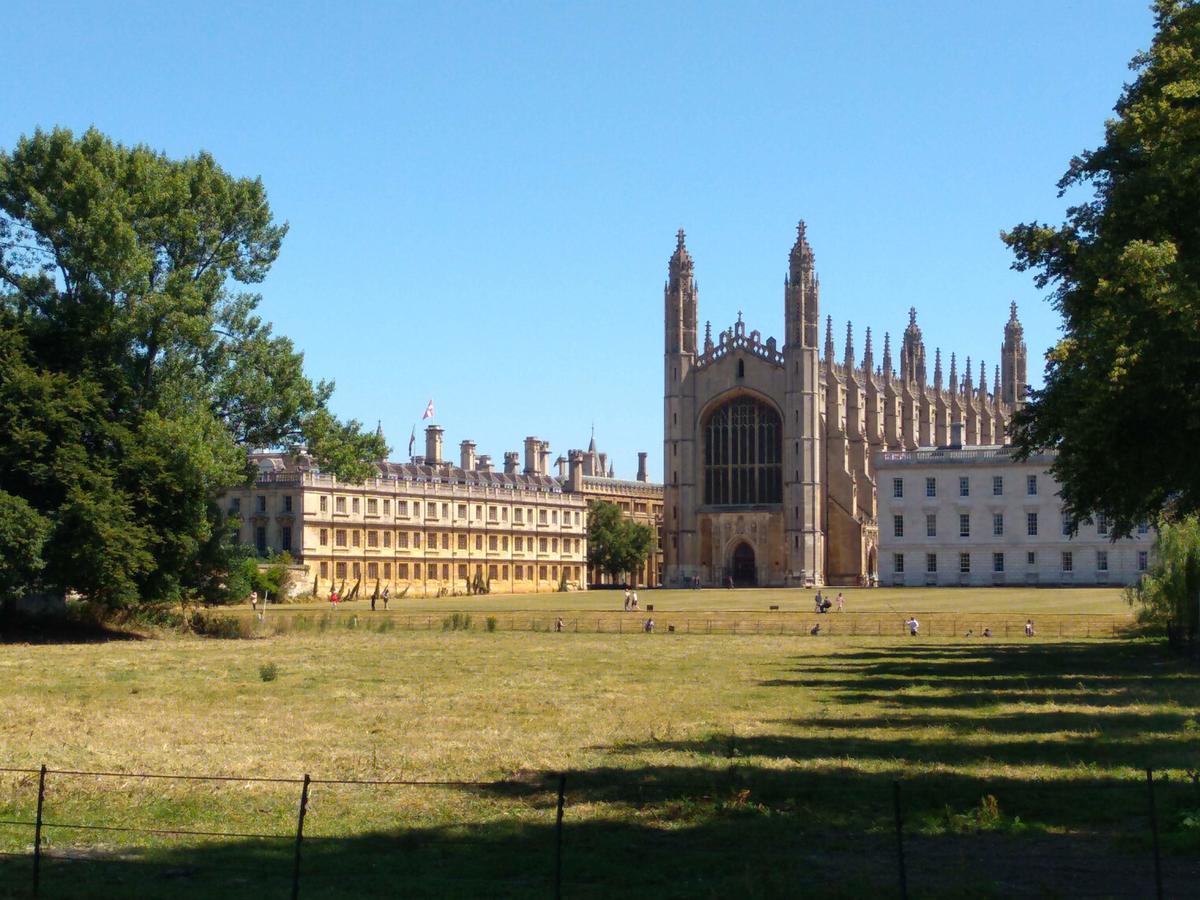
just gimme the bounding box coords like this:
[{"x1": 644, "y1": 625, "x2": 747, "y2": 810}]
[
  {"x1": 893, "y1": 780, "x2": 908, "y2": 900},
  {"x1": 555, "y1": 773, "x2": 566, "y2": 900},
  {"x1": 33, "y1": 763, "x2": 46, "y2": 897},
  {"x1": 292, "y1": 773, "x2": 311, "y2": 900},
  {"x1": 1146, "y1": 768, "x2": 1164, "y2": 900}
]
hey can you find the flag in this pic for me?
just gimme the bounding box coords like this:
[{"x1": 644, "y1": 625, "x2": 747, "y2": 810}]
[
  {"x1": 422, "y1": 399, "x2": 435, "y2": 420},
  {"x1": 408, "y1": 426, "x2": 416, "y2": 458}
]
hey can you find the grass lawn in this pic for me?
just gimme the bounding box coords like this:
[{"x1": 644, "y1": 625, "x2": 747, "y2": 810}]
[
  {"x1": 269, "y1": 585, "x2": 1133, "y2": 616},
  {"x1": 2, "y1": 620, "x2": 1197, "y2": 897}
]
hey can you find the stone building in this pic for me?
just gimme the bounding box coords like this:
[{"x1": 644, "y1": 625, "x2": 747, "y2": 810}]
[
  {"x1": 224, "y1": 426, "x2": 589, "y2": 597},
  {"x1": 556, "y1": 436, "x2": 664, "y2": 587},
  {"x1": 663, "y1": 222, "x2": 1029, "y2": 587},
  {"x1": 876, "y1": 442, "x2": 1152, "y2": 587}
]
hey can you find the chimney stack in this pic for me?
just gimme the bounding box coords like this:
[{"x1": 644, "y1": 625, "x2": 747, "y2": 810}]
[
  {"x1": 524, "y1": 436, "x2": 540, "y2": 475},
  {"x1": 555, "y1": 456, "x2": 567, "y2": 479},
  {"x1": 504, "y1": 452, "x2": 520, "y2": 475},
  {"x1": 568, "y1": 450, "x2": 585, "y2": 492},
  {"x1": 477, "y1": 454, "x2": 494, "y2": 474},
  {"x1": 636, "y1": 452, "x2": 648, "y2": 482},
  {"x1": 425, "y1": 425, "x2": 444, "y2": 466},
  {"x1": 539, "y1": 442, "x2": 551, "y2": 476},
  {"x1": 460, "y1": 440, "x2": 476, "y2": 471},
  {"x1": 949, "y1": 420, "x2": 964, "y2": 449}
]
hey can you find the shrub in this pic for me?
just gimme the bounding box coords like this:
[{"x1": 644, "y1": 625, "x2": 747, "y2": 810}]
[
  {"x1": 189, "y1": 610, "x2": 251, "y2": 639},
  {"x1": 259, "y1": 662, "x2": 278, "y2": 682},
  {"x1": 442, "y1": 612, "x2": 473, "y2": 631},
  {"x1": 486, "y1": 616, "x2": 497, "y2": 633}
]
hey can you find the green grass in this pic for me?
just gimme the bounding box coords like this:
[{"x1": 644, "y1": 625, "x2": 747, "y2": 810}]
[
  {"x1": 269, "y1": 585, "x2": 1132, "y2": 615},
  {"x1": 2, "y1": 615, "x2": 1198, "y2": 897}
]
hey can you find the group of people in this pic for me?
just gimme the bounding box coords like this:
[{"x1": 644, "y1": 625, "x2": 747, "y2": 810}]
[
  {"x1": 898, "y1": 617, "x2": 1037, "y2": 637},
  {"x1": 813, "y1": 591, "x2": 845, "y2": 614},
  {"x1": 622, "y1": 587, "x2": 640, "y2": 611},
  {"x1": 370, "y1": 586, "x2": 390, "y2": 611}
]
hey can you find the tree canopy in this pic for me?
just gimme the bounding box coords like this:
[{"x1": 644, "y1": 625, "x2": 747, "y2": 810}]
[
  {"x1": 1003, "y1": 1, "x2": 1200, "y2": 535},
  {"x1": 0, "y1": 127, "x2": 385, "y2": 607},
  {"x1": 587, "y1": 500, "x2": 655, "y2": 586}
]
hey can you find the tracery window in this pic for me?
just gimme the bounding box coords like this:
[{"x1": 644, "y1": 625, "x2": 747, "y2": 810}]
[{"x1": 703, "y1": 397, "x2": 782, "y2": 505}]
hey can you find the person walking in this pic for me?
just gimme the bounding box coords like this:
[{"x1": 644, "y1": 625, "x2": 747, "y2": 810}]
[
  {"x1": 382, "y1": 585, "x2": 390, "y2": 610},
  {"x1": 624, "y1": 587, "x2": 631, "y2": 611},
  {"x1": 835, "y1": 593, "x2": 845, "y2": 612},
  {"x1": 1024, "y1": 619, "x2": 1035, "y2": 637},
  {"x1": 905, "y1": 616, "x2": 920, "y2": 637},
  {"x1": 250, "y1": 590, "x2": 258, "y2": 612}
]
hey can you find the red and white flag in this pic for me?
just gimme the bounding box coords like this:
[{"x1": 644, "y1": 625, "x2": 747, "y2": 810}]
[{"x1": 422, "y1": 399, "x2": 435, "y2": 420}]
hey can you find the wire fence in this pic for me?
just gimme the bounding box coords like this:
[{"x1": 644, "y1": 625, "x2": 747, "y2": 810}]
[
  {"x1": 221, "y1": 608, "x2": 1132, "y2": 640},
  {"x1": 2, "y1": 763, "x2": 1198, "y2": 898}
]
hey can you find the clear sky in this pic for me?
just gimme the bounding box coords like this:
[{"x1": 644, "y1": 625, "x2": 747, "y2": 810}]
[{"x1": 2, "y1": 1, "x2": 1155, "y2": 481}]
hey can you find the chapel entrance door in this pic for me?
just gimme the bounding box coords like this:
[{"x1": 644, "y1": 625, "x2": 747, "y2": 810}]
[{"x1": 730, "y1": 542, "x2": 757, "y2": 587}]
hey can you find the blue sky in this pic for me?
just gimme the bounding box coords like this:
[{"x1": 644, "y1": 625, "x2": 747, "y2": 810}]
[{"x1": 2, "y1": 1, "x2": 1154, "y2": 480}]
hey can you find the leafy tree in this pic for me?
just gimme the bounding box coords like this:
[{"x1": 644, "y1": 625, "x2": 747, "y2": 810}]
[
  {"x1": 0, "y1": 489, "x2": 50, "y2": 603},
  {"x1": 1003, "y1": 1, "x2": 1200, "y2": 535},
  {"x1": 587, "y1": 500, "x2": 655, "y2": 586},
  {"x1": 0, "y1": 128, "x2": 385, "y2": 608},
  {"x1": 1125, "y1": 516, "x2": 1200, "y2": 644}
]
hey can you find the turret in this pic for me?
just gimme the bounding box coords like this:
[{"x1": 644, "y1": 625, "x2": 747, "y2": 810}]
[
  {"x1": 882, "y1": 332, "x2": 893, "y2": 384},
  {"x1": 901, "y1": 307, "x2": 926, "y2": 386},
  {"x1": 844, "y1": 321, "x2": 855, "y2": 370},
  {"x1": 933, "y1": 348, "x2": 943, "y2": 391},
  {"x1": 665, "y1": 229, "x2": 698, "y2": 355},
  {"x1": 862, "y1": 327, "x2": 875, "y2": 377},
  {"x1": 785, "y1": 221, "x2": 819, "y2": 349},
  {"x1": 1000, "y1": 301, "x2": 1028, "y2": 407},
  {"x1": 824, "y1": 315, "x2": 835, "y2": 363}
]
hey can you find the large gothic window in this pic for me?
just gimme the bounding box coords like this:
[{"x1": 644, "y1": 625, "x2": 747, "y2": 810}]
[{"x1": 703, "y1": 397, "x2": 782, "y2": 506}]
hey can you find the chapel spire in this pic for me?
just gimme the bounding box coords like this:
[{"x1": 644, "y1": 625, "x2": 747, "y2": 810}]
[
  {"x1": 844, "y1": 321, "x2": 855, "y2": 369},
  {"x1": 1000, "y1": 300, "x2": 1028, "y2": 407},
  {"x1": 665, "y1": 228, "x2": 698, "y2": 355},
  {"x1": 785, "y1": 220, "x2": 819, "y2": 348}
]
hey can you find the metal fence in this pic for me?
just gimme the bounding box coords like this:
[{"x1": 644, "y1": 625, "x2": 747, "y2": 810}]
[
  {"x1": 230, "y1": 608, "x2": 1131, "y2": 640},
  {"x1": 2, "y1": 764, "x2": 1196, "y2": 898}
]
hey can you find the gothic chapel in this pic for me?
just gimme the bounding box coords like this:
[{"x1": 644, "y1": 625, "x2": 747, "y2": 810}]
[{"x1": 662, "y1": 223, "x2": 1028, "y2": 587}]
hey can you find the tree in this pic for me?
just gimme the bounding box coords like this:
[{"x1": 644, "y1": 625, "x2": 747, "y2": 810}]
[
  {"x1": 0, "y1": 489, "x2": 49, "y2": 604},
  {"x1": 587, "y1": 500, "x2": 655, "y2": 586},
  {"x1": 0, "y1": 128, "x2": 386, "y2": 608},
  {"x1": 1002, "y1": 1, "x2": 1200, "y2": 535},
  {"x1": 1125, "y1": 516, "x2": 1200, "y2": 646}
]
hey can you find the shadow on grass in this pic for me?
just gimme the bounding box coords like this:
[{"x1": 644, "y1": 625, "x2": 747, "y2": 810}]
[
  {"x1": 0, "y1": 612, "x2": 143, "y2": 645},
  {"x1": 3, "y1": 642, "x2": 1197, "y2": 898},
  {"x1": 3, "y1": 766, "x2": 1198, "y2": 899}
]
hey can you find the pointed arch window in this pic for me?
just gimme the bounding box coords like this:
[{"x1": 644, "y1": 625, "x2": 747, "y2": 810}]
[{"x1": 703, "y1": 397, "x2": 782, "y2": 505}]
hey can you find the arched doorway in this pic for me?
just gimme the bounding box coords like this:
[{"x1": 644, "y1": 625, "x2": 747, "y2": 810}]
[{"x1": 731, "y1": 542, "x2": 757, "y2": 587}]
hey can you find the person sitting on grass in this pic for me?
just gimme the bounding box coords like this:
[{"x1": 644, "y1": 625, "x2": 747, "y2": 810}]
[
  {"x1": 982, "y1": 627, "x2": 992, "y2": 638},
  {"x1": 810, "y1": 623, "x2": 821, "y2": 636},
  {"x1": 555, "y1": 617, "x2": 564, "y2": 633},
  {"x1": 644, "y1": 618, "x2": 654, "y2": 633}
]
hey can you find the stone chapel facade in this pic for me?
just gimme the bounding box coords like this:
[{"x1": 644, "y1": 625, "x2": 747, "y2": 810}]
[{"x1": 662, "y1": 222, "x2": 1029, "y2": 587}]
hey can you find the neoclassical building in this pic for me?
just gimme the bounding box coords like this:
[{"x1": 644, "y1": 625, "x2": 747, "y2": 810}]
[
  {"x1": 663, "y1": 222, "x2": 1029, "y2": 587},
  {"x1": 224, "y1": 426, "x2": 665, "y2": 596},
  {"x1": 224, "y1": 427, "x2": 589, "y2": 597}
]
